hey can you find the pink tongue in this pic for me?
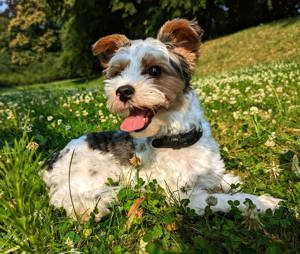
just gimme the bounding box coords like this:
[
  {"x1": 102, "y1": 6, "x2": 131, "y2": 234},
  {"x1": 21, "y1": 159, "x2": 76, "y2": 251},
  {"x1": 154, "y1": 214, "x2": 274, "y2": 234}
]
[{"x1": 120, "y1": 111, "x2": 147, "y2": 132}]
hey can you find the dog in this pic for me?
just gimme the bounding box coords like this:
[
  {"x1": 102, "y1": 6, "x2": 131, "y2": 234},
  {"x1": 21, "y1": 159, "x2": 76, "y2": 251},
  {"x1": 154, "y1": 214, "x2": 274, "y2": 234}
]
[{"x1": 43, "y1": 19, "x2": 281, "y2": 222}]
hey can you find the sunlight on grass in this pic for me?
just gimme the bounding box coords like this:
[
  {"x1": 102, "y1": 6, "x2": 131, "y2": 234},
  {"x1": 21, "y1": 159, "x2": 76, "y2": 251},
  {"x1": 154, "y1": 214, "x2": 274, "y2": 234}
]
[
  {"x1": 196, "y1": 17, "x2": 300, "y2": 76},
  {"x1": 1, "y1": 17, "x2": 300, "y2": 252},
  {"x1": 0, "y1": 60, "x2": 299, "y2": 253}
]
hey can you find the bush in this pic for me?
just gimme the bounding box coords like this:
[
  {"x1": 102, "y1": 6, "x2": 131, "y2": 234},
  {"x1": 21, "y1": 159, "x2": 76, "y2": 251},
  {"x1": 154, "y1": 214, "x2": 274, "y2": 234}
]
[{"x1": 0, "y1": 52, "x2": 69, "y2": 87}]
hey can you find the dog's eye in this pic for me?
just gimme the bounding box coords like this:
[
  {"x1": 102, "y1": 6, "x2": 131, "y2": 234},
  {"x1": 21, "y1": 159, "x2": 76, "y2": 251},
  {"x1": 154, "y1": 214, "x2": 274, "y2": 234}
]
[{"x1": 147, "y1": 66, "x2": 161, "y2": 77}]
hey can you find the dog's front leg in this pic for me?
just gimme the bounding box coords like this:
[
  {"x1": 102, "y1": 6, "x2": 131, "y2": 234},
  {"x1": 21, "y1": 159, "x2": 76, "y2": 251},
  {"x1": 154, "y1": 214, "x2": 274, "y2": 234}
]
[{"x1": 188, "y1": 190, "x2": 281, "y2": 215}]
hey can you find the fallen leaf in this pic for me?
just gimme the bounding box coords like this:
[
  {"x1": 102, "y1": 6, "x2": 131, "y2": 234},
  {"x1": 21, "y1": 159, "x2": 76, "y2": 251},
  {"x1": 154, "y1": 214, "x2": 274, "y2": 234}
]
[{"x1": 126, "y1": 196, "x2": 145, "y2": 229}]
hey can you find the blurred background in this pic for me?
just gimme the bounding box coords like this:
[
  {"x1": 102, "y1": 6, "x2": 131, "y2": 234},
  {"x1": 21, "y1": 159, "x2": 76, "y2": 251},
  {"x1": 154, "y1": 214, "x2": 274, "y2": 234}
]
[{"x1": 0, "y1": 0, "x2": 299, "y2": 87}]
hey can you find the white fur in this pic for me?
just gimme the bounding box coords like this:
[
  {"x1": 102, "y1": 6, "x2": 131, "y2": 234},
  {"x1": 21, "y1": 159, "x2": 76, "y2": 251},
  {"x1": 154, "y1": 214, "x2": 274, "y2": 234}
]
[
  {"x1": 43, "y1": 38, "x2": 281, "y2": 221},
  {"x1": 43, "y1": 89, "x2": 280, "y2": 221}
]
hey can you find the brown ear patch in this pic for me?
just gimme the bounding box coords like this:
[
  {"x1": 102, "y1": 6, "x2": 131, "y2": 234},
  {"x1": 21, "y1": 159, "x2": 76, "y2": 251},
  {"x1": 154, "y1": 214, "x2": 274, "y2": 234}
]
[
  {"x1": 92, "y1": 34, "x2": 130, "y2": 68},
  {"x1": 157, "y1": 19, "x2": 203, "y2": 68}
]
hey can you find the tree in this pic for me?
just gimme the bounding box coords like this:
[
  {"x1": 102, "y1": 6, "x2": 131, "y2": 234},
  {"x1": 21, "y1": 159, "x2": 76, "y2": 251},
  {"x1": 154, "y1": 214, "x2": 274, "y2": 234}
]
[
  {"x1": 47, "y1": 0, "x2": 126, "y2": 77},
  {"x1": 7, "y1": 0, "x2": 58, "y2": 65}
]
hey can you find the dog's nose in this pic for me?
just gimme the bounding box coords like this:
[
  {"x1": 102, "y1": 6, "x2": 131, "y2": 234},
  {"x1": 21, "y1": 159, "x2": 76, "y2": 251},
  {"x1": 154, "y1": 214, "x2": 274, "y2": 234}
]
[{"x1": 116, "y1": 85, "x2": 135, "y2": 102}]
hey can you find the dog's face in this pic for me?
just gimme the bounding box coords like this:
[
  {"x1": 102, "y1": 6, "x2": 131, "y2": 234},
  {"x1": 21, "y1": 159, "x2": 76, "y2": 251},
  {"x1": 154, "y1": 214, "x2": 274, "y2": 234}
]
[{"x1": 92, "y1": 19, "x2": 203, "y2": 138}]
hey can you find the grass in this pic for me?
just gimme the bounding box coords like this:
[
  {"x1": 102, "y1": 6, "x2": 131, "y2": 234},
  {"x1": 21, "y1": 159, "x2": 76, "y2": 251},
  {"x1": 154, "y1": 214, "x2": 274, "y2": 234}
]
[
  {"x1": 0, "y1": 77, "x2": 103, "y2": 94},
  {"x1": 196, "y1": 17, "x2": 300, "y2": 76},
  {"x1": 0, "y1": 19, "x2": 300, "y2": 253},
  {"x1": 0, "y1": 52, "x2": 65, "y2": 87}
]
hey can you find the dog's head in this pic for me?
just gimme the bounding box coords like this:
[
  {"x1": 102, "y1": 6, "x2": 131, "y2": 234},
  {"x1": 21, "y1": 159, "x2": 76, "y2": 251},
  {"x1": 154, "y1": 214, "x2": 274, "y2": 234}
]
[{"x1": 92, "y1": 19, "x2": 203, "y2": 138}]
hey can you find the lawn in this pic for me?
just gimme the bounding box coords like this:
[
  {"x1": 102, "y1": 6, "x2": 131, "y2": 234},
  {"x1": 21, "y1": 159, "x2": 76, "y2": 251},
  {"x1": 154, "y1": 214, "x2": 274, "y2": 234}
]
[
  {"x1": 196, "y1": 17, "x2": 300, "y2": 76},
  {"x1": 0, "y1": 19, "x2": 300, "y2": 253}
]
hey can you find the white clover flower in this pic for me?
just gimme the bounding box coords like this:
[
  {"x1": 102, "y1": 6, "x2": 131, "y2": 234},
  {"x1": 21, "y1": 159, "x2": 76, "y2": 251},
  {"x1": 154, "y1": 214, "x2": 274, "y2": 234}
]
[
  {"x1": 82, "y1": 110, "x2": 88, "y2": 116},
  {"x1": 47, "y1": 115, "x2": 53, "y2": 121},
  {"x1": 270, "y1": 162, "x2": 282, "y2": 178},
  {"x1": 57, "y1": 119, "x2": 62, "y2": 125},
  {"x1": 265, "y1": 133, "x2": 276, "y2": 147},
  {"x1": 229, "y1": 98, "x2": 237, "y2": 105},
  {"x1": 75, "y1": 111, "x2": 80, "y2": 117},
  {"x1": 276, "y1": 86, "x2": 283, "y2": 93},
  {"x1": 249, "y1": 106, "x2": 259, "y2": 115},
  {"x1": 7, "y1": 110, "x2": 15, "y2": 120},
  {"x1": 233, "y1": 112, "x2": 239, "y2": 120},
  {"x1": 64, "y1": 237, "x2": 74, "y2": 248},
  {"x1": 26, "y1": 124, "x2": 33, "y2": 132}
]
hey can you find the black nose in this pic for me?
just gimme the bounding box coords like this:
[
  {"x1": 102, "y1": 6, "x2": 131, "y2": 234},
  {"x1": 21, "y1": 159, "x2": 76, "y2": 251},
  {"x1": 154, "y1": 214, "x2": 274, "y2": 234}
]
[{"x1": 116, "y1": 85, "x2": 135, "y2": 102}]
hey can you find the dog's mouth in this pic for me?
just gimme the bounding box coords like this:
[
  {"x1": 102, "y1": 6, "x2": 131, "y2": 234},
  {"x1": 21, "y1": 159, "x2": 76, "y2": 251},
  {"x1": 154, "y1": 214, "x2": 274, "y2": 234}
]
[{"x1": 120, "y1": 108, "x2": 155, "y2": 133}]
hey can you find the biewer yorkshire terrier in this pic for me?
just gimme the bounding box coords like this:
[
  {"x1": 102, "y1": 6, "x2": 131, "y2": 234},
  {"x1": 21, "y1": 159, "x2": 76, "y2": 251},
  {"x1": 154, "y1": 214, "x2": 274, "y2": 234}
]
[{"x1": 43, "y1": 19, "x2": 280, "y2": 222}]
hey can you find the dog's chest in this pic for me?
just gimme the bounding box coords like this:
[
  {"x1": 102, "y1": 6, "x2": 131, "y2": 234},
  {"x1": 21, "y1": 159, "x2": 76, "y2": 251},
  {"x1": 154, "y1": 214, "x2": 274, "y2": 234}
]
[{"x1": 133, "y1": 139, "x2": 207, "y2": 190}]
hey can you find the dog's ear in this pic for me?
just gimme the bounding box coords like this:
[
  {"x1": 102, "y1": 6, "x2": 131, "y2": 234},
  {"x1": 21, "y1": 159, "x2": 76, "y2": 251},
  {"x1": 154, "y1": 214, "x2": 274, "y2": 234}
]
[
  {"x1": 157, "y1": 19, "x2": 203, "y2": 68},
  {"x1": 92, "y1": 34, "x2": 130, "y2": 68}
]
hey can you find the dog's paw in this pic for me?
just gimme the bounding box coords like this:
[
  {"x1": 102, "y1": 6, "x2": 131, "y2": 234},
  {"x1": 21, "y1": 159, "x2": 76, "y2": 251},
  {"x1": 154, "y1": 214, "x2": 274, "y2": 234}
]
[{"x1": 257, "y1": 195, "x2": 282, "y2": 211}]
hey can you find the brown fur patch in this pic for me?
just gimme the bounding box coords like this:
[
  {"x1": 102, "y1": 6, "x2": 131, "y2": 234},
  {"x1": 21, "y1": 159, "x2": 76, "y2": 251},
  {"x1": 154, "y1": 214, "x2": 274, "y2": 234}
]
[
  {"x1": 157, "y1": 19, "x2": 203, "y2": 68},
  {"x1": 174, "y1": 47, "x2": 197, "y2": 70},
  {"x1": 154, "y1": 74, "x2": 185, "y2": 105},
  {"x1": 107, "y1": 59, "x2": 130, "y2": 78},
  {"x1": 92, "y1": 34, "x2": 130, "y2": 68}
]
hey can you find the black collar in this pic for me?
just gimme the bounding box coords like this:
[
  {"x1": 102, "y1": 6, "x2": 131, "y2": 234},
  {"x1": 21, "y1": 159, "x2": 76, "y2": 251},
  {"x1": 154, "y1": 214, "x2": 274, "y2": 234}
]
[{"x1": 151, "y1": 125, "x2": 203, "y2": 149}]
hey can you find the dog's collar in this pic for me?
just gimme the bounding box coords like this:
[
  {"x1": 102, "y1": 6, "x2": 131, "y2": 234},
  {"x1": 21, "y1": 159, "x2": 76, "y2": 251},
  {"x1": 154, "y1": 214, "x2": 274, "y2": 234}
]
[{"x1": 151, "y1": 125, "x2": 202, "y2": 149}]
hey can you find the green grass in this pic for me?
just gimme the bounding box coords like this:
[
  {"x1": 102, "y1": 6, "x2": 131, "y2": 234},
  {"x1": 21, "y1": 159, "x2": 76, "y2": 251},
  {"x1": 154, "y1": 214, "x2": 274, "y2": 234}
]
[
  {"x1": 0, "y1": 60, "x2": 299, "y2": 253},
  {"x1": 1, "y1": 18, "x2": 300, "y2": 253},
  {"x1": 0, "y1": 77, "x2": 103, "y2": 94},
  {"x1": 0, "y1": 52, "x2": 65, "y2": 87},
  {"x1": 196, "y1": 17, "x2": 300, "y2": 76}
]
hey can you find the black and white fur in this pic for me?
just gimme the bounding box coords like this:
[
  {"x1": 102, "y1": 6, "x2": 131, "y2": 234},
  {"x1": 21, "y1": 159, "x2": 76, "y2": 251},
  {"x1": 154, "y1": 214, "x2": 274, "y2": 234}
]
[{"x1": 43, "y1": 19, "x2": 280, "y2": 222}]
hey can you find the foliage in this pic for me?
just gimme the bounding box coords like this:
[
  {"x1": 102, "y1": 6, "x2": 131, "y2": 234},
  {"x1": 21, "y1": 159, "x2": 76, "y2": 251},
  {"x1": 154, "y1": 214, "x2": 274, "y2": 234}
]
[
  {"x1": 7, "y1": 0, "x2": 58, "y2": 65},
  {"x1": 45, "y1": 0, "x2": 299, "y2": 79},
  {"x1": 0, "y1": 52, "x2": 67, "y2": 87},
  {"x1": 1, "y1": 0, "x2": 299, "y2": 83},
  {"x1": 1, "y1": 14, "x2": 299, "y2": 87},
  {"x1": 0, "y1": 58, "x2": 299, "y2": 252},
  {"x1": 56, "y1": 0, "x2": 108, "y2": 78},
  {"x1": 0, "y1": 12, "x2": 299, "y2": 253}
]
